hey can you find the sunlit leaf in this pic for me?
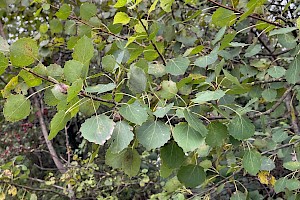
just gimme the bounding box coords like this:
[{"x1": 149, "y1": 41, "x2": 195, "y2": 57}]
[
  {"x1": 80, "y1": 114, "x2": 115, "y2": 145},
  {"x1": 3, "y1": 94, "x2": 31, "y2": 122}
]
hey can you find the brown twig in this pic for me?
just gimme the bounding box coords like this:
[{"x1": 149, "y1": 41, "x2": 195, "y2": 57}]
[
  {"x1": 207, "y1": 0, "x2": 284, "y2": 28},
  {"x1": 252, "y1": 85, "x2": 295, "y2": 118}
]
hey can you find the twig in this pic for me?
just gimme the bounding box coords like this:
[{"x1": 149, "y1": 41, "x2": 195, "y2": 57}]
[
  {"x1": 31, "y1": 89, "x2": 66, "y2": 173},
  {"x1": 138, "y1": 17, "x2": 167, "y2": 65},
  {"x1": 285, "y1": 92, "x2": 300, "y2": 134},
  {"x1": 65, "y1": 126, "x2": 71, "y2": 166},
  {"x1": 27, "y1": 177, "x2": 64, "y2": 190},
  {"x1": 23, "y1": 67, "x2": 116, "y2": 104},
  {"x1": 207, "y1": 0, "x2": 284, "y2": 28},
  {"x1": 0, "y1": 181, "x2": 68, "y2": 197},
  {"x1": 252, "y1": 85, "x2": 294, "y2": 118},
  {"x1": 261, "y1": 139, "x2": 300, "y2": 155}
]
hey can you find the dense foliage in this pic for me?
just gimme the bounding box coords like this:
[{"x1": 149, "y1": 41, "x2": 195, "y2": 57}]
[{"x1": 1, "y1": 0, "x2": 300, "y2": 199}]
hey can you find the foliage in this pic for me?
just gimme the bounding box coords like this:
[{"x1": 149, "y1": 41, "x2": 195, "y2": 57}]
[{"x1": 0, "y1": 0, "x2": 300, "y2": 199}]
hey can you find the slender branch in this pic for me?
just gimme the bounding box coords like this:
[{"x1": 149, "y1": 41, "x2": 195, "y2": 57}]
[
  {"x1": 27, "y1": 177, "x2": 64, "y2": 190},
  {"x1": 261, "y1": 139, "x2": 300, "y2": 155},
  {"x1": 23, "y1": 67, "x2": 116, "y2": 104},
  {"x1": 285, "y1": 93, "x2": 300, "y2": 134},
  {"x1": 138, "y1": 17, "x2": 167, "y2": 65},
  {"x1": 0, "y1": 181, "x2": 68, "y2": 197},
  {"x1": 252, "y1": 85, "x2": 294, "y2": 118},
  {"x1": 207, "y1": 0, "x2": 284, "y2": 28},
  {"x1": 31, "y1": 89, "x2": 66, "y2": 173}
]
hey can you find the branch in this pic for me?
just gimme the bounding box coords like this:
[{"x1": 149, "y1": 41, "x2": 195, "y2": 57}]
[
  {"x1": 138, "y1": 17, "x2": 167, "y2": 65},
  {"x1": 207, "y1": 0, "x2": 284, "y2": 28},
  {"x1": 0, "y1": 181, "x2": 68, "y2": 197},
  {"x1": 252, "y1": 85, "x2": 295, "y2": 118},
  {"x1": 31, "y1": 89, "x2": 66, "y2": 173},
  {"x1": 23, "y1": 67, "x2": 116, "y2": 104}
]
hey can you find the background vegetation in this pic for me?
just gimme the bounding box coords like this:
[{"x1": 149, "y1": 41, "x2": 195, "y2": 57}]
[{"x1": 0, "y1": 0, "x2": 300, "y2": 199}]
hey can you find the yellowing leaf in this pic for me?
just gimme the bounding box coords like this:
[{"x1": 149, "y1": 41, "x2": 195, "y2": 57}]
[
  {"x1": 113, "y1": 12, "x2": 130, "y2": 25},
  {"x1": 258, "y1": 171, "x2": 276, "y2": 186},
  {"x1": 8, "y1": 186, "x2": 17, "y2": 197},
  {"x1": 297, "y1": 17, "x2": 300, "y2": 30}
]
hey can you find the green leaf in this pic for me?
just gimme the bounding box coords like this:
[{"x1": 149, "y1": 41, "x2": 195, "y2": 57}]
[
  {"x1": 0, "y1": 53, "x2": 9, "y2": 75},
  {"x1": 113, "y1": 12, "x2": 130, "y2": 25},
  {"x1": 157, "y1": 80, "x2": 178, "y2": 99},
  {"x1": 119, "y1": 101, "x2": 149, "y2": 125},
  {"x1": 192, "y1": 90, "x2": 225, "y2": 104},
  {"x1": 49, "y1": 19, "x2": 63, "y2": 34},
  {"x1": 297, "y1": 17, "x2": 300, "y2": 30},
  {"x1": 223, "y1": 69, "x2": 242, "y2": 87},
  {"x1": 286, "y1": 55, "x2": 300, "y2": 84},
  {"x1": 274, "y1": 177, "x2": 287, "y2": 193},
  {"x1": 79, "y1": 98, "x2": 100, "y2": 117},
  {"x1": 212, "y1": 8, "x2": 236, "y2": 27},
  {"x1": 262, "y1": 88, "x2": 277, "y2": 102},
  {"x1": 110, "y1": 121, "x2": 134, "y2": 153},
  {"x1": 194, "y1": 52, "x2": 218, "y2": 68},
  {"x1": 220, "y1": 33, "x2": 236, "y2": 50},
  {"x1": 80, "y1": 115, "x2": 115, "y2": 145},
  {"x1": 230, "y1": 191, "x2": 247, "y2": 200},
  {"x1": 206, "y1": 122, "x2": 228, "y2": 147},
  {"x1": 165, "y1": 56, "x2": 190, "y2": 76},
  {"x1": 114, "y1": 0, "x2": 127, "y2": 8},
  {"x1": 244, "y1": 44, "x2": 261, "y2": 57},
  {"x1": 64, "y1": 60, "x2": 84, "y2": 83},
  {"x1": 238, "y1": 0, "x2": 267, "y2": 23},
  {"x1": 267, "y1": 66, "x2": 286, "y2": 78},
  {"x1": 183, "y1": 109, "x2": 208, "y2": 136},
  {"x1": 105, "y1": 148, "x2": 126, "y2": 169},
  {"x1": 286, "y1": 179, "x2": 300, "y2": 191},
  {"x1": 128, "y1": 65, "x2": 147, "y2": 94},
  {"x1": 161, "y1": 141, "x2": 185, "y2": 169},
  {"x1": 85, "y1": 83, "x2": 116, "y2": 94},
  {"x1": 72, "y1": 36, "x2": 94, "y2": 66},
  {"x1": 10, "y1": 38, "x2": 38, "y2": 67},
  {"x1": 19, "y1": 70, "x2": 42, "y2": 87},
  {"x1": 272, "y1": 129, "x2": 288, "y2": 143},
  {"x1": 260, "y1": 156, "x2": 275, "y2": 171},
  {"x1": 269, "y1": 27, "x2": 297, "y2": 36},
  {"x1": 148, "y1": 63, "x2": 166, "y2": 78},
  {"x1": 283, "y1": 161, "x2": 300, "y2": 171},
  {"x1": 121, "y1": 148, "x2": 141, "y2": 177},
  {"x1": 177, "y1": 164, "x2": 206, "y2": 188},
  {"x1": 67, "y1": 79, "x2": 83, "y2": 102},
  {"x1": 80, "y1": 2, "x2": 97, "y2": 21},
  {"x1": 48, "y1": 110, "x2": 71, "y2": 140},
  {"x1": 3, "y1": 94, "x2": 31, "y2": 122},
  {"x1": 153, "y1": 103, "x2": 174, "y2": 118},
  {"x1": 65, "y1": 20, "x2": 76, "y2": 35},
  {"x1": 212, "y1": 26, "x2": 227, "y2": 45},
  {"x1": 55, "y1": 4, "x2": 71, "y2": 20},
  {"x1": 242, "y1": 149, "x2": 262, "y2": 175},
  {"x1": 160, "y1": 0, "x2": 175, "y2": 12},
  {"x1": 102, "y1": 55, "x2": 117, "y2": 73},
  {"x1": 278, "y1": 34, "x2": 297, "y2": 49},
  {"x1": 136, "y1": 120, "x2": 170, "y2": 150},
  {"x1": 228, "y1": 116, "x2": 255, "y2": 140},
  {"x1": 173, "y1": 122, "x2": 204, "y2": 152}
]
